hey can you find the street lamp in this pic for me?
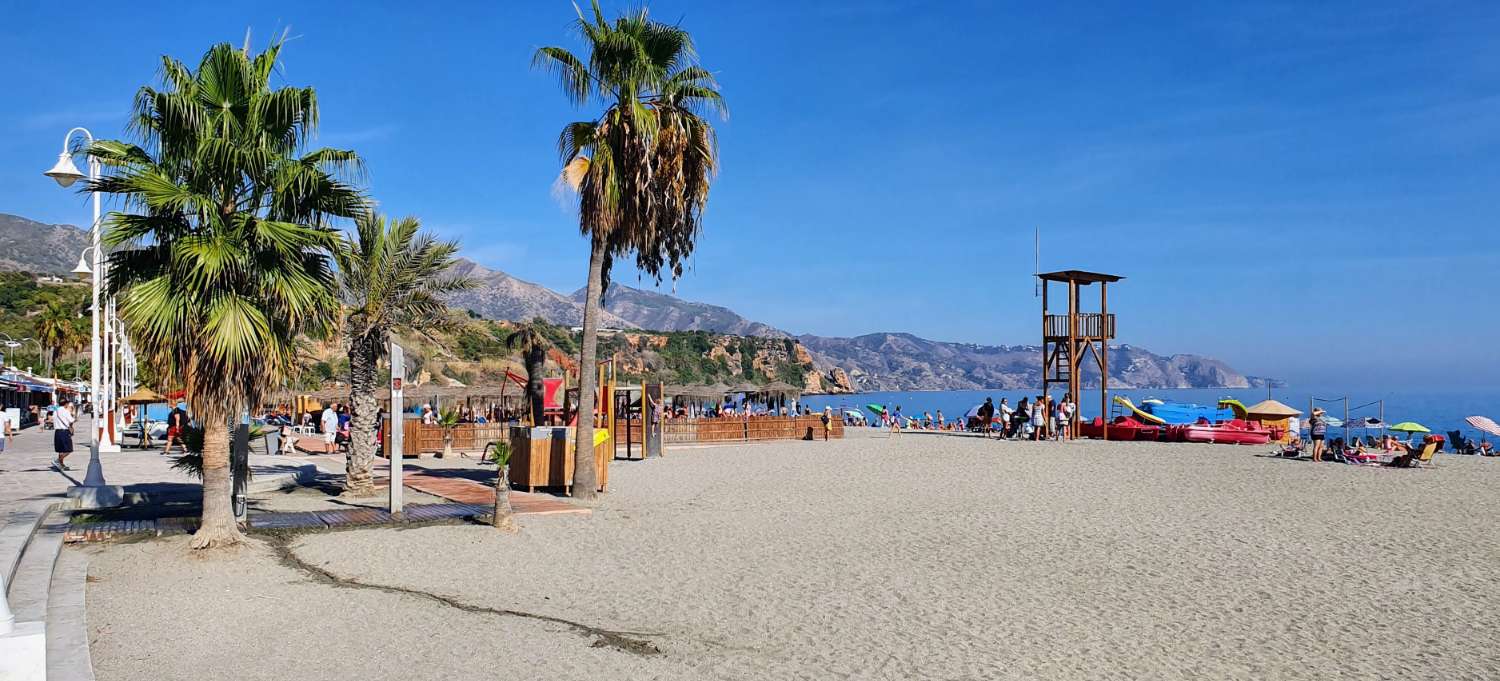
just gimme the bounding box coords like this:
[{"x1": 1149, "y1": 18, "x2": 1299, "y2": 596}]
[{"x1": 45, "y1": 126, "x2": 122, "y2": 506}]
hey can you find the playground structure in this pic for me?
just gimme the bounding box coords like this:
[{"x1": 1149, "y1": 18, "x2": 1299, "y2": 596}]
[{"x1": 1040, "y1": 270, "x2": 1123, "y2": 439}]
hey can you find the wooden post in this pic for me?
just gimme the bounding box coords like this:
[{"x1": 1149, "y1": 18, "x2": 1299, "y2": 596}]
[{"x1": 1100, "y1": 281, "x2": 1109, "y2": 442}]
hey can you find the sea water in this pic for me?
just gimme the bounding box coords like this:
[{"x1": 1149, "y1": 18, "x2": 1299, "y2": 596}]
[{"x1": 800, "y1": 387, "x2": 1500, "y2": 441}]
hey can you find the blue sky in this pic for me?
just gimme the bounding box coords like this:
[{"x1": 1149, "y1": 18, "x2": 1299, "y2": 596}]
[{"x1": 2, "y1": 1, "x2": 1497, "y2": 389}]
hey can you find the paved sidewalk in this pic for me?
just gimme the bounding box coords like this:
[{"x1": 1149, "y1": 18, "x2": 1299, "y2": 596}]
[{"x1": 0, "y1": 418, "x2": 316, "y2": 517}]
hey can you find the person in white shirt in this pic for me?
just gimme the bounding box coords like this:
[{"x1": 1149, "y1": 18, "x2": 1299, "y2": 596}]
[
  {"x1": 52, "y1": 400, "x2": 76, "y2": 470},
  {"x1": 0, "y1": 408, "x2": 12, "y2": 453},
  {"x1": 321, "y1": 404, "x2": 339, "y2": 454}
]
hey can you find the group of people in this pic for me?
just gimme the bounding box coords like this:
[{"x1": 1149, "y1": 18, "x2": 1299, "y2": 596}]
[{"x1": 876, "y1": 395, "x2": 1079, "y2": 441}]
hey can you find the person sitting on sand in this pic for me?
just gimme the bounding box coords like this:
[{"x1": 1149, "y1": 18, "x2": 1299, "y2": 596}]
[
  {"x1": 1479, "y1": 441, "x2": 1495, "y2": 456},
  {"x1": 935, "y1": 410, "x2": 945, "y2": 430}
]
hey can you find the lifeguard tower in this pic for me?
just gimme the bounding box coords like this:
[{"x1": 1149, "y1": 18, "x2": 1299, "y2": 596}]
[{"x1": 1039, "y1": 270, "x2": 1123, "y2": 439}]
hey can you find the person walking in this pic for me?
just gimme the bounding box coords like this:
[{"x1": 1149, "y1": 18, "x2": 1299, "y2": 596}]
[
  {"x1": 977, "y1": 398, "x2": 996, "y2": 438},
  {"x1": 321, "y1": 402, "x2": 340, "y2": 455},
  {"x1": 821, "y1": 406, "x2": 833, "y2": 441},
  {"x1": 1032, "y1": 395, "x2": 1049, "y2": 441},
  {"x1": 1057, "y1": 396, "x2": 1075, "y2": 440},
  {"x1": 1309, "y1": 408, "x2": 1328, "y2": 462},
  {"x1": 0, "y1": 405, "x2": 12, "y2": 454},
  {"x1": 162, "y1": 403, "x2": 188, "y2": 456},
  {"x1": 52, "y1": 400, "x2": 75, "y2": 470},
  {"x1": 890, "y1": 406, "x2": 903, "y2": 437}
]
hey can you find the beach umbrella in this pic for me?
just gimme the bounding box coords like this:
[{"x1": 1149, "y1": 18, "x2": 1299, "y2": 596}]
[
  {"x1": 1464, "y1": 415, "x2": 1500, "y2": 438},
  {"x1": 865, "y1": 404, "x2": 886, "y2": 417},
  {"x1": 1388, "y1": 422, "x2": 1430, "y2": 434},
  {"x1": 844, "y1": 409, "x2": 865, "y2": 420},
  {"x1": 120, "y1": 387, "x2": 166, "y2": 405}
]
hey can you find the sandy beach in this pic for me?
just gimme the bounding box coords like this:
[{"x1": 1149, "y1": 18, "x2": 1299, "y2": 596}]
[{"x1": 87, "y1": 432, "x2": 1500, "y2": 680}]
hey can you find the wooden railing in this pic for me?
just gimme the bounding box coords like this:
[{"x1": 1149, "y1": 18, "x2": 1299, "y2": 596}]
[{"x1": 1044, "y1": 313, "x2": 1115, "y2": 339}]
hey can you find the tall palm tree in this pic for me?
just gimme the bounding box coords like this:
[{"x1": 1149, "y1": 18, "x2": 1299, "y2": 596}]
[
  {"x1": 535, "y1": 1, "x2": 724, "y2": 499},
  {"x1": 34, "y1": 301, "x2": 74, "y2": 376},
  {"x1": 90, "y1": 38, "x2": 365, "y2": 548},
  {"x1": 335, "y1": 213, "x2": 470, "y2": 497},
  {"x1": 505, "y1": 319, "x2": 551, "y2": 426}
]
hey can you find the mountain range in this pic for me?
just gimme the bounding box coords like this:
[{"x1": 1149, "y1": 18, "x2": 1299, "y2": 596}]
[
  {"x1": 442, "y1": 257, "x2": 1278, "y2": 391},
  {"x1": 0, "y1": 213, "x2": 92, "y2": 273},
  {"x1": 0, "y1": 216, "x2": 1277, "y2": 391}
]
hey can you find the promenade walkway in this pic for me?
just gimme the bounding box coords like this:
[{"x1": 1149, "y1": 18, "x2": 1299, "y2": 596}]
[{"x1": 0, "y1": 418, "x2": 316, "y2": 518}]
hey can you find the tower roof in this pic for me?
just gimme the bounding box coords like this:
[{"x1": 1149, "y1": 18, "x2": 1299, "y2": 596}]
[{"x1": 1037, "y1": 270, "x2": 1123, "y2": 284}]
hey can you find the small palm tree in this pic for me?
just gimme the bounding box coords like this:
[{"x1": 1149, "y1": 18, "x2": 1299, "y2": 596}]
[
  {"x1": 436, "y1": 407, "x2": 461, "y2": 459},
  {"x1": 335, "y1": 213, "x2": 470, "y2": 496},
  {"x1": 536, "y1": 0, "x2": 725, "y2": 499},
  {"x1": 505, "y1": 319, "x2": 551, "y2": 426},
  {"x1": 486, "y1": 439, "x2": 516, "y2": 532},
  {"x1": 91, "y1": 38, "x2": 364, "y2": 548}
]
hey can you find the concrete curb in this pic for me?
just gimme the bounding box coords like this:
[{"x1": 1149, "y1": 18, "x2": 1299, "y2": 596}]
[
  {"x1": 46, "y1": 546, "x2": 93, "y2": 681},
  {"x1": 245, "y1": 463, "x2": 319, "y2": 494}
]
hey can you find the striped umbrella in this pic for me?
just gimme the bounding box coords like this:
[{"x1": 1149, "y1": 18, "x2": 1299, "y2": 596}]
[{"x1": 1466, "y1": 416, "x2": 1500, "y2": 438}]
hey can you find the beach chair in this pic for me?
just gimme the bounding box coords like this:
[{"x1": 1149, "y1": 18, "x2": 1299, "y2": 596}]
[
  {"x1": 1387, "y1": 442, "x2": 1437, "y2": 469},
  {"x1": 1447, "y1": 431, "x2": 1475, "y2": 455}
]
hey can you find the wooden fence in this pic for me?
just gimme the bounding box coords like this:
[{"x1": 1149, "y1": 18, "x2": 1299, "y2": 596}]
[
  {"x1": 383, "y1": 415, "x2": 844, "y2": 458},
  {"x1": 382, "y1": 419, "x2": 511, "y2": 457},
  {"x1": 653, "y1": 415, "x2": 843, "y2": 445}
]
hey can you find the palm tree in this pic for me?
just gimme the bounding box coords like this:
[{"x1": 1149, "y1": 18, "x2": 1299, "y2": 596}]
[
  {"x1": 90, "y1": 38, "x2": 365, "y2": 548},
  {"x1": 505, "y1": 319, "x2": 551, "y2": 426},
  {"x1": 535, "y1": 1, "x2": 724, "y2": 499},
  {"x1": 486, "y1": 439, "x2": 516, "y2": 532},
  {"x1": 34, "y1": 301, "x2": 74, "y2": 376},
  {"x1": 335, "y1": 213, "x2": 470, "y2": 497}
]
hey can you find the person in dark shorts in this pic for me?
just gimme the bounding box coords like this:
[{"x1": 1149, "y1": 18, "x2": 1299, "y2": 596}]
[
  {"x1": 52, "y1": 400, "x2": 76, "y2": 471},
  {"x1": 977, "y1": 398, "x2": 996, "y2": 438},
  {"x1": 1309, "y1": 408, "x2": 1328, "y2": 462},
  {"x1": 163, "y1": 404, "x2": 188, "y2": 456}
]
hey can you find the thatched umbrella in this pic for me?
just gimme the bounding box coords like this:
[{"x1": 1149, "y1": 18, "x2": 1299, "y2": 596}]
[
  {"x1": 759, "y1": 381, "x2": 803, "y2": 398},
  {"x1": 120, "y1": 387, "x2": 167, "y2": 405}
]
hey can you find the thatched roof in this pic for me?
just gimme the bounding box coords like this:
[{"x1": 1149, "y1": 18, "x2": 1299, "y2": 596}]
[
  {"x1": 1247, "y1": 399, "x2": 1301, "y2": 418},
  {"x1": 758, "y1": 381, "x2": 803, "y2": 397}
]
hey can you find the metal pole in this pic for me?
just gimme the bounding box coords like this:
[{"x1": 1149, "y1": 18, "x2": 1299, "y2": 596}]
[
  {"x1": 81, "y1": 142, "x2": 114, "y2": 486},
  {"x1": 389, "y1": 342, "x2": 404, "y2": 519}
]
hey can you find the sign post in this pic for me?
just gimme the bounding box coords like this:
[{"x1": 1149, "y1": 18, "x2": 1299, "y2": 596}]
[{"x1": 389, "y1": 342, "x2": 404, "y2": 520}]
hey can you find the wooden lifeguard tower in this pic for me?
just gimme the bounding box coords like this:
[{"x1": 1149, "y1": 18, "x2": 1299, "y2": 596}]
[{"x1": 1039, "y1": 270, "x2": 1123, "y2": 439}]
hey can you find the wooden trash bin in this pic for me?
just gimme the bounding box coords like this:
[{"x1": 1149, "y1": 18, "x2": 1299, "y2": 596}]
[{"x1": 508, "y1": 426, "x2": 611, "y2": 495}]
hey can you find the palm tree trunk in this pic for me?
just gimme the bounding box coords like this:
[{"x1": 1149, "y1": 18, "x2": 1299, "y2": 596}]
[
  {"x1": 344, "y1": 333, "x2": 380, "y2": 496},
  {"x1": 191, "y1": 409, "x2": 242, "y2": 549},
  {"x1": 492, "y1": 464, "x2": 517, "y2": 532},
  {"x1": 525, "y1": 348, "x2": 545, "y2": 426},
  {"x1": 572, "y1": 237, "x2": 606, "y2": 500}
]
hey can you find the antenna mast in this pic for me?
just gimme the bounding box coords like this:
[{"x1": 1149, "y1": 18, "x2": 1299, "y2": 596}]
[{"x1": 1033, "y1": 226, "x2": 1041, "y2": 297}]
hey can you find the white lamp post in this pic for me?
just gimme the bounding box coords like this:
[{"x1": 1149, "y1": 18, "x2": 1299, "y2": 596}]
[{"x1": 46, "y1": 127, "x2": 123, "y2": 506}]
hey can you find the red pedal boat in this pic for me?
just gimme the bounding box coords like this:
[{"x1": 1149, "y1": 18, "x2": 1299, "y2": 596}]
[
  {"x1": 1078, "y1": 416, "x2": 1163, "y2": 441},
  {"x1": 1172, "y1": 418, "x2": 1274, "y2": 445}
]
